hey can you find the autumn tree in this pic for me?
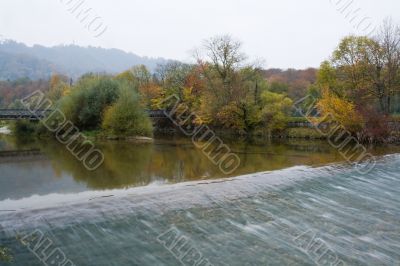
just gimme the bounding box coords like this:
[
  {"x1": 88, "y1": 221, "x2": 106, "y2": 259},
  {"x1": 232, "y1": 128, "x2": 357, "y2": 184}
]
[
  {"x1": 329, "y1": 21, "x2": 400, "y2": 114},
  {"x1": 317, "y1": 90, "x2": 365, "y2": 134},
  {"x1": 48, "y1": 74, "x2": 70, "y2": 101},
  {"x1": 374, "y1": 18, "x2": 400, "y2": 113},
  {"x1": 130, "y1": 65, "x2": 152, "y2": 88},
  {"x1": 331, "y1": 36, "x2": 378, "y2": 101},
  {"x1": 199, "y1": 35, "x2": 246, "y2": 103}
]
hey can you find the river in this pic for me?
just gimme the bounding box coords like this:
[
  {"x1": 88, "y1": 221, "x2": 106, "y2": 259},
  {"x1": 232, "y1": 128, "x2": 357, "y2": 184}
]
[{"x1": 0, "y1": 134, "x2": 399, "y2": 265}]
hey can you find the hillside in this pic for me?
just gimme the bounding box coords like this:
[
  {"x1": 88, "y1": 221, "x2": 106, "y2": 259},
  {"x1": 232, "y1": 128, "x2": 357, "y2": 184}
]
[
  {"x1": 0, "y1": 40, "x2": 170, "y2": 80},
  {"x1": 262, "y1": 68, "x2": 317, "y2": 100}
]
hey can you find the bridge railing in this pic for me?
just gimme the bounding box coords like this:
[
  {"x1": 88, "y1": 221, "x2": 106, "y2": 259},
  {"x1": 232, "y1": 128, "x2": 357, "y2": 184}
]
[
  {"x1": 0, "y1": 109, "x2": 52, "y2": 120},
  {"x1": 0, "y1": 109, "x2": 168, "y2": 120}
]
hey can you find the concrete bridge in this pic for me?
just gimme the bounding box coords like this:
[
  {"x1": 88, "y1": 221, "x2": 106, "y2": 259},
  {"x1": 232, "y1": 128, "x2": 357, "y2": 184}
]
[{"x1": 0, "y1": 109, "x2": 168, "y2": 120}]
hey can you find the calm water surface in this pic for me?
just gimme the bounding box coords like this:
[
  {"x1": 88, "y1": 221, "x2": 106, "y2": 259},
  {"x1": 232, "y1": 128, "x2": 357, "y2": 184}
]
[{"x1": 1, "y1": 134, "x2": 399, "y2": 201}]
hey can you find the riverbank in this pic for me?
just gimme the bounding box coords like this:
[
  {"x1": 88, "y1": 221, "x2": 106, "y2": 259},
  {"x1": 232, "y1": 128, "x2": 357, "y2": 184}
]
[
  {"x1": 6, "y1": 110, "x2": 400, "y2": 143},
  {"x1": 81, "y1": 130, "x2": 154, "y2": 143},
  {"x1": 7, "y1": 121, "x2": 400, "y2": 145}
]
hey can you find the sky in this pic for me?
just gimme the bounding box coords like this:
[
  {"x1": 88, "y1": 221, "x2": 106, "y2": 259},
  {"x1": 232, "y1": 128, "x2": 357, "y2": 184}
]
[{"x1": 0, "y1": 0, "x2": 399, "y2": 69}]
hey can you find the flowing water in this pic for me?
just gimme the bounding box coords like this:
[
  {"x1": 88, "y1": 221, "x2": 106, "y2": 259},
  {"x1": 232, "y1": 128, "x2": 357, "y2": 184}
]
[{"x1": 0, "y1": 134, "x2": 400, "y2": 265}]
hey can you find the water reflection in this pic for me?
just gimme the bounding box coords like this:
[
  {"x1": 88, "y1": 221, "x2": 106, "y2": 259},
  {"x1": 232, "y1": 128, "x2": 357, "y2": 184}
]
[{"x1": 0, "y1": 134, "x2": 399, "y2": 200}]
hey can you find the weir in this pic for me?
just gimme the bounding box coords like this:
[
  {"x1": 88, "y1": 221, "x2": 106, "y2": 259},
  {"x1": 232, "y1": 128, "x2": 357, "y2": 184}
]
[{"x1": 0, "y1": 155, "x2": 399, "y2": 265}]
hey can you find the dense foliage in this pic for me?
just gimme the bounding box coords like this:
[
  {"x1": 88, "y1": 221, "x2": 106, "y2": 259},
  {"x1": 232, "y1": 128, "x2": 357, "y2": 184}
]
[
  {"x1": 53, "y1": 75, "x2": 153, "y2": 137},
  {"x1": 59, "y1": 75, "x2": 120, "y2": 130},
  {"x1": 102, "y1": 84, "x2": 153, "y2": 137},
  {"x1": 146, "y1": 35, "x2": 295, "y2": 135},
  {"x1": 4, "y1": 21, "x2": 400, "y2": 142},
  {"x1": 304, "y1": 19, "x2": 400, "y2": 142},
  {"x1": 0, "y1": 78, "x2": 50, "y2": 108}
]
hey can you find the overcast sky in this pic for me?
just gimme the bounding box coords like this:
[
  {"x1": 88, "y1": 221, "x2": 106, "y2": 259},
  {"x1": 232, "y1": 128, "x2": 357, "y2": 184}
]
[{"x1": 0, "y1": 0, "x2": 399, "y2": 69}]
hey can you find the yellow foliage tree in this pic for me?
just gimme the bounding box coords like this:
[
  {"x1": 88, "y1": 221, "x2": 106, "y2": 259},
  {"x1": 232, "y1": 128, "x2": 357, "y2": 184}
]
[
  {"x1": 49, "y1": 74, "x2": 70, "y2": 102},
  {"x1": 139, "y1": 83, "x2": 163, "y2": 109},
  {"x1": 316, "y1": 90, "x2": 365, "y2": 133}
]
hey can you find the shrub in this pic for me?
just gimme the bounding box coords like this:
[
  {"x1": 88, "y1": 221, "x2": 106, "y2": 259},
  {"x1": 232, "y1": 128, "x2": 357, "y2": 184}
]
[
  {"x1": 358, "y1": 105, "x2": 390, "y2": 142},
  {"x1": 260, "y1": 91, "x2": 293, "y2": 132},
  {"x1": 59, "y1": 76, "x2": 120, "y2": 130},
  {"x1": 102, "y1": 84, "x2": 153, "y2": 137},
  {"x1": 11, "y1": 120, "x2": 38, "y2": 136}
]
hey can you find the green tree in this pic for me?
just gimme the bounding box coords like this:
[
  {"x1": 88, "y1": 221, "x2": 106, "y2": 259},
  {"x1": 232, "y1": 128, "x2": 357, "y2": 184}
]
[
  {"x1": 260, "y1": 91, "x2": 293, "y2": 133},
  {"x1": 59, "y1": 76, "x2": 120, "y2": 130},
  {"x1": 102, "y1": 84, "x2": 153, "y2": 137}
]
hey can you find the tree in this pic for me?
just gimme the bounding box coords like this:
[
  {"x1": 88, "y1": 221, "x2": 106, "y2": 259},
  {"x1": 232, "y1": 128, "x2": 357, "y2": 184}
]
[
  {"x1": 102, "y1": 85, "x2": 153, "y2": 137},
  {"x1": 216, "y1": 101, "x2": 258, "y2": 132},
  {"x1": 260, "y1": 91, "x2": 293, "y2": 132},
  {"x1": 263, "y1": 68, "x2": 317, "y2": 100},
  {"x1": 330, "y1": 22, "x2": 400, "y2": 114},
  {"x1": 317, "y1": 90, "x2": 364, "y2": 134},
  {"x1": 331, "y1": 36, "x2": 378, "y2": 101},
  {"x1": 203, "y1": 35, "x2": 246, "y2": 82},
  {"x1": 115, "y1": 70, "x2": 137, "y2": 86},
  {"x1": 375, "y1": 18, "x2": 400, "y2": 113},
  {"x1": 130, "y1": 65, "x2": 151, "y2": 87},
  {"x1": 139, "y1": 83, "x2": 163, "y2": 109},
  {"x1": 48, "y1": 74, "x2": 70, "y2": 101},
  {"x1": 269, "y1": 81, "x2": 289, "y2": 94},
  {"x1": 155, "y1": 62, "x2": 193, "y2": 99},
  {"x1": 195, "y1": 35, "x2": 271, "y2": 132},
  {"x1": 199, "y1": 35, "x2": 247, "y2": 103},
  {"x1": 59, "y1": 76, "x2": 120, "y2": 130}
]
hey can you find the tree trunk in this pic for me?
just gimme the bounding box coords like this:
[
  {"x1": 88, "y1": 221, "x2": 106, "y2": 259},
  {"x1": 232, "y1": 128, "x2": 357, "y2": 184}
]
[{"x1": 379, "y1": 96, "x2": 385, "y2": 113}]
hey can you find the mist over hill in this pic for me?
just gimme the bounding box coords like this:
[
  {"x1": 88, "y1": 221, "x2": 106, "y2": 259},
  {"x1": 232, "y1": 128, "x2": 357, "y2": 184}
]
[{"x1": 0, "y1": 40, "x2": 171, "y2": 80}]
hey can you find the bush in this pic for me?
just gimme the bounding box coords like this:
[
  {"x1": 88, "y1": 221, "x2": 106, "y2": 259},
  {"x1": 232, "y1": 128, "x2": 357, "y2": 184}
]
[
  {"x1": 30, "y1": 75, "x2": 153, "y2": 138},
  {"x1": 102, "y1": 85, "x2": 153, "y2": 137},
  {"x1": 358, "y1": 105, "x2": 390, "y2": 142},
  {"x1": 260, "y1": 91, "x2": 293, "y2": 132},
  {"x1": 59, "y1": 76, "x2": 120, "y2": 130},
  {"x1": 11, "y1": 120, "x2": 38, "y2": 136}
]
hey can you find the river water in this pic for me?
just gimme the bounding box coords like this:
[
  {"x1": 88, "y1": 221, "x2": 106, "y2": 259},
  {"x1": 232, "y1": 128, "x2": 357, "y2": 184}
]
[{"x1": 0, "y1": 134, "x2": 399, "y2": 265}]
